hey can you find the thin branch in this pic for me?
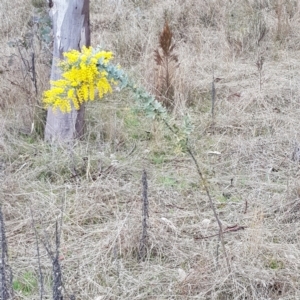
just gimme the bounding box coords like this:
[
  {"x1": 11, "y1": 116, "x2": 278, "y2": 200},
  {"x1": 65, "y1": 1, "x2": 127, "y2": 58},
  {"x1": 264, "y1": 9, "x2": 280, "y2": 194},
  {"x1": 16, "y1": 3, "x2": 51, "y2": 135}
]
[
  {"x1": 40, "y1": 216, "x2": 63, "y2": 300},
  {"x1": 52, "y1": 220, "x2": 63, "y2": 300},
  {"x1": 31, "y1": 52, "x2": 38, "y2": 95},
  {"x1": 30, "y1": 208, "x2": 44, "y2": 300},
  {"x1": 194, "y1": 225, "x2": 246, "y2": 240},
  {"x1": 138, "y1": 169, "x2": 149, "y2": 262},
  {"x1": 211, "y1": 73, "x2": 216, "y2": 121},
  {"x1": 0, "y1": 206, "x2": 13, "y2": 300},
  {"x1": 186, "y1": 146, "x2": 231, "y2": 273}
]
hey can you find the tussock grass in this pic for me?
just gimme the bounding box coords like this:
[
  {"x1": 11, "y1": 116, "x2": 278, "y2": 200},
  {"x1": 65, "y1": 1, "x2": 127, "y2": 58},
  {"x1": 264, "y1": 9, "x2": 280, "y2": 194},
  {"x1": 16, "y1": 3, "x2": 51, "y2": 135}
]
[{"x1": 1, "y1": 0, "x2": 300, "y2": 299}]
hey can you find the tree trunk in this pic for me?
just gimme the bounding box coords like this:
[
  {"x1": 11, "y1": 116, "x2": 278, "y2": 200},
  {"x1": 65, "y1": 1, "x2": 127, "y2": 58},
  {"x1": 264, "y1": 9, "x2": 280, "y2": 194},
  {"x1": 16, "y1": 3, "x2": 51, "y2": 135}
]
[{"x1": 44, "y1": 0, "x2": 90, "y2": 143}]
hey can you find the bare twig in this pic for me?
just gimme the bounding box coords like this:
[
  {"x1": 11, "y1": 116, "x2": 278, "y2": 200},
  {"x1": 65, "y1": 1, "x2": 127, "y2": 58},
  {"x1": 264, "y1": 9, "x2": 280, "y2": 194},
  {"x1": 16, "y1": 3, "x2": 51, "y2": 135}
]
[
  {"x1": 212, "y1": 73, "x2": 216, "y2": 121},
  {"x1": 31, "y1": 52, "x2": 38, "y2": 96},
  {"x1": 186, "y1": 147, "x2": 231, "y2": 273},
  {"x1": 244, "y1": 200, "x2": 248, "y2": 214},
  {"x1": 256, "y1": 55, "x2": 264, "y2": 92},
  {"x1": 194, "y1": 225, "x2": 246, "y2": 240},
  {"x1": 40, "y1": 209, "x2": 65, "y2": 300},
  {"x1": 30, "y1": 208, "x2": 44, "y2": 300},
  {"x1": 0, "y1": 206, "x2": 13, "y2": 300},
  {"x1": 52, "y1": 221, "x2": 63, "y2": 300},
  {"x1": 138, "y1": 169, "x2": 149, "y2": 261}
]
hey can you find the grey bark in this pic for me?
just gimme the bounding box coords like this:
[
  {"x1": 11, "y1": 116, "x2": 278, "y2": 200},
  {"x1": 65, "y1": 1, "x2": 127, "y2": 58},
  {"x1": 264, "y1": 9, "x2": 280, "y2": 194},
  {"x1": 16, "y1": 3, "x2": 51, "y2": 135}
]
[{"x1": 44, "y1": 0, "x2": 90, "y2": 143}]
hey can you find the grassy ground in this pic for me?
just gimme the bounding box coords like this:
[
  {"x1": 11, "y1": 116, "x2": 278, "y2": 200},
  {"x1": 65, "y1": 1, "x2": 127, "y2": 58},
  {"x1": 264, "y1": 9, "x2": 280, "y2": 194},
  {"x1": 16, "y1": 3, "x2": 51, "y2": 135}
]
[{"x1": 1, "y1": 0, "x2": 300, "y2": 299}]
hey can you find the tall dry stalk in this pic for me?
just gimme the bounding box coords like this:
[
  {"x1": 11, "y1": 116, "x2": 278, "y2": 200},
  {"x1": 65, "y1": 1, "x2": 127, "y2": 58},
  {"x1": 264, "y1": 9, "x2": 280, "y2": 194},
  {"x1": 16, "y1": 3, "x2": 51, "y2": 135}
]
[
  {"x1": 275, "y1": 0, "x2": 291, "y2": 43},
  {"x1": 186, "y1": 148, "x2": 231, "y2": 274},
  {"x1": 256, "y1": 55, "x2": 264, "y2": 92},
  {"x1": 30, "y1": 208, "x2": 44, "y2": 300},
  {"x1": 0, "y1": 206, "x2": 13, "y2": 300},
  {"x1": 154, "y1": 22, "x2": 179, "y2": 110},
  {"x1": 44, "y1": 221, "x2": 63, "y2": 300},
  {"x1": 159, "y1": 119, "x2": 231, "y2": 273},
  {"x1": 211, "y1": 73, "x2": 216, "y2": 122},
  {"x1": 138, "y1": 169, "x2": 149, "y2": 262}
]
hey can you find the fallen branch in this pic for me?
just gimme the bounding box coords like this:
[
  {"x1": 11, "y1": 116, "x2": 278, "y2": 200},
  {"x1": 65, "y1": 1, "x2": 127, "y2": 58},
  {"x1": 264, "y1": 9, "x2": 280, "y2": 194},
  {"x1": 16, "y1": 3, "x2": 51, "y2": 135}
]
[{"x1": 194, "y1": 224, "x2": 247, "y2": 240}]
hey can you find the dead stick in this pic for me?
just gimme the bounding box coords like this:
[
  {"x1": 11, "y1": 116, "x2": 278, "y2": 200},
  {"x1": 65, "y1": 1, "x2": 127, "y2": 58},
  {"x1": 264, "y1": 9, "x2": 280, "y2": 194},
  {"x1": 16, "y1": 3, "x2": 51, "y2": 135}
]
[
  {"x1": 195, "y1": 225, "x2": 247, "y2": 240},
  {"x1": 187, "y1": 147, "x2": 231, "y2": 273}
]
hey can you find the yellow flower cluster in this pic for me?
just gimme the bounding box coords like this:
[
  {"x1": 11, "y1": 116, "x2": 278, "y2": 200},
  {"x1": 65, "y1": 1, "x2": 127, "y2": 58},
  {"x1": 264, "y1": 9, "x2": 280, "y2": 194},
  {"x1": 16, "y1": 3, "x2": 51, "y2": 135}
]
[{"x1": 43, "y1": 46, "x2": 114, "y2": 113}]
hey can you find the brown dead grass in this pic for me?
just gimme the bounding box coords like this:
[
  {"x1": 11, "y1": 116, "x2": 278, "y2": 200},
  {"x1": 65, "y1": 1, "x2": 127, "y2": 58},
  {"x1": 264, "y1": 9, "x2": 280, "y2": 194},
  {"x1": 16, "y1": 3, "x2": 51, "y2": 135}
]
[{"x1": 1, "y1": 0, "x2": 300, "y2": 299}]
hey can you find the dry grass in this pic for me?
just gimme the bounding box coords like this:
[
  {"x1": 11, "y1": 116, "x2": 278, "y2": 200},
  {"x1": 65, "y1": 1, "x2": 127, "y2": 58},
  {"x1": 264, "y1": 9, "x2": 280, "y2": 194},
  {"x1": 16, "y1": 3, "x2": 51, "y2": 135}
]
[{"x1": 1, "y1": 0, "x2": 300, "y2": 299}]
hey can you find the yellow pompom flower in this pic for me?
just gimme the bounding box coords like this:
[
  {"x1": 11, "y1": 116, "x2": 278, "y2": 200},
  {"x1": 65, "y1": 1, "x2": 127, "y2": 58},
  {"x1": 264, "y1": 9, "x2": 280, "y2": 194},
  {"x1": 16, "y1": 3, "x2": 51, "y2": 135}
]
[{"x1": 43, "y1": 46, "x2": 115, "y2": 113}]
